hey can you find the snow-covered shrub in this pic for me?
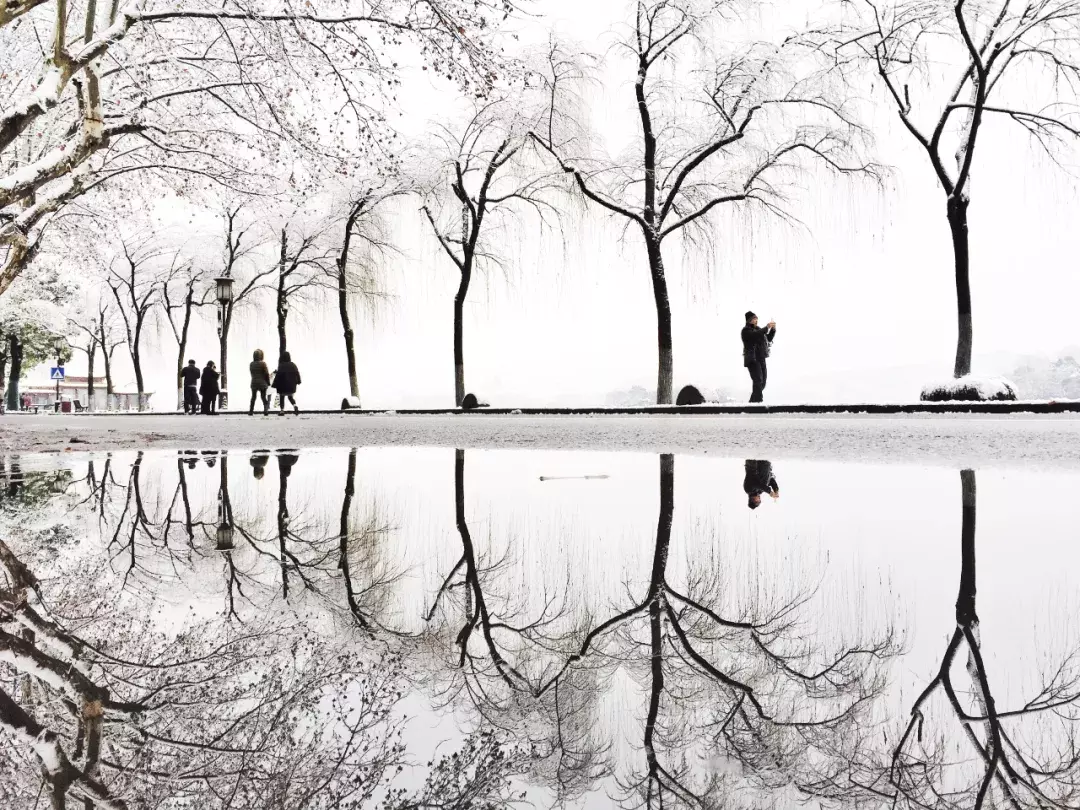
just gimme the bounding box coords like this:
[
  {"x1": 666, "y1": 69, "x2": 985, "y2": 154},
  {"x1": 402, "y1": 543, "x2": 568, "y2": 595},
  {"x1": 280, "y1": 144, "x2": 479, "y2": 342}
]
[
  {"x1": 920, "y1": 375, "x2": 1018, "y2": 402},
  {"x1": 676, "y1": 384, "x2": 706, "y2": 405}
]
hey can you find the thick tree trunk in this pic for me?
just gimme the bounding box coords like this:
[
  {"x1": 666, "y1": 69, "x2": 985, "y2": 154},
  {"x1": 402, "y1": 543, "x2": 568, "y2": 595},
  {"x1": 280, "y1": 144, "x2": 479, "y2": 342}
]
[
  {"x1": 0, "y1": 348, "x2": 8, "y2": 409},
  {"x1": 947, "y1": 196, "x2": 973, "y2": 378},
  {"x1": 6, "y1": 335, "x2": 22, "y2": 412},
  {"x1": 453, "y1": 262, "x2": 472, "y2": 407},
  {"x1": 646, "y1": 238, "x2": 674, "y2": 404},
  {"x1": 86, "y1": 343, "x2": 95, "y2": 412},
  {"x1": 131, "y1": 332, "x2": 145, "y2": 412},
  {"x1": 956, "y1": 469, "x2": 977, "y2": 626},
  {"x1": 338, "y1": 269, "x2": 360, "y2": 402}
]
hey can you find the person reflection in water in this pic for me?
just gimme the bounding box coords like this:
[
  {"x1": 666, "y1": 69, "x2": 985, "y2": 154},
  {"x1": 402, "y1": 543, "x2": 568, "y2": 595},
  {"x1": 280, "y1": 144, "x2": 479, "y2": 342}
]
[
  {"x1": 250, "y1": 451, "x2": 270, "y2": 480},
  {"x1": 744, "y1": 459, "x2": 779, "y2": 509}
]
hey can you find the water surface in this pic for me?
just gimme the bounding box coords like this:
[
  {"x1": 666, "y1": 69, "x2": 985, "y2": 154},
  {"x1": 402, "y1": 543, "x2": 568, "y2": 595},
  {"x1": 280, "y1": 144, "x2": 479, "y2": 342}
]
[{"x1": 1, "y1": 447, "x2": 1078, "y2": 808}]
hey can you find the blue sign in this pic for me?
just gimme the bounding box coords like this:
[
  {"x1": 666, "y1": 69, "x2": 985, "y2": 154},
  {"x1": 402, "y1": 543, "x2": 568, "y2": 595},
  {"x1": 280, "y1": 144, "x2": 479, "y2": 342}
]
[{"x1": 50, "y1": 367, "x2": 65, "y2": 380}]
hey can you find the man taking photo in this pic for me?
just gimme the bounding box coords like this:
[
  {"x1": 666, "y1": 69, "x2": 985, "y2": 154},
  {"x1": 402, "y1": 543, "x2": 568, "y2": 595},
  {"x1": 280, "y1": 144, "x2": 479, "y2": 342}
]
[{"x1": 741, "y1": 311, "x2": 776, "y2": 403}]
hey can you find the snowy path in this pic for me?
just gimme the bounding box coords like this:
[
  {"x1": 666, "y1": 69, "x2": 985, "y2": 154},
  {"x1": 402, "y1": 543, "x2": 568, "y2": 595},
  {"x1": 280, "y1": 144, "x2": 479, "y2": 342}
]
[{"x1": 4, "y1": 412, "x2": 1080, "y2": 469}]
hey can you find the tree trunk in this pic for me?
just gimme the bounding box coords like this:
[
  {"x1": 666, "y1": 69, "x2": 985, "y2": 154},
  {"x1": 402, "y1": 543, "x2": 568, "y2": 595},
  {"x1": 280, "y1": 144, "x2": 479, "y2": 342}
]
[
  {"x1": 338, "y1": 447, "x2": 369, "y2": 627},
  {"x1": 0, "y1": 346, "x2": 8, "y2": 410},
  {"x1": 175, "y1": 286, "x2": 194, "y2": 411},
  {"x1": 278, "y1": 462, "x2": 289, "y2": 599},
  {"x1": 338, "y1": 268, "x2": 360, "y2": 402},
  {"x1": 132, "y1": 331, "x2": 145, "y2": 412},
  {"x1": 453, "y1": 262, "x2": 472, "y2": 407},
  {"x1": 956, "y1": 469, "x2": 977, "y2": 626},
  {"x1": 643, "y1": 453, "x2": 674, "y2": 781},
  {"x1": 6, "y1": 334, "x2": 22, "y2": 412},
  {"x1": 86, "y1": 343, "x2": 95, "y2": 412},
  {"x1": 277, "y1": 296, "x2": 287, "y2": 361},
  {"x1": 947, "y1": 196, "x2": 973, "y2": 378},
  {"x1": 278, "y1": 229, "x2": 288, "y2": 361},
  {"x1": 646, "y1": 237, "x2": 674, "y2": 404}
]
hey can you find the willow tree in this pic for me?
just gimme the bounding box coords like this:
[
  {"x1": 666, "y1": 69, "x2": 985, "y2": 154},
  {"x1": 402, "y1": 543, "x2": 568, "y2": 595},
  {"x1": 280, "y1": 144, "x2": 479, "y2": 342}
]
[
  {"x1": 829, "y1": 0, "x2": 1080, "y2": 383},
  {"x1": 534, "y1": 2, "x2": 876, "y2": 404},
  {"x1": 424, "y1": 99, "x2": 564, "y2": 407},
  {"x1": 327, "y1": 181, "x2": 406, "y2": 408}
]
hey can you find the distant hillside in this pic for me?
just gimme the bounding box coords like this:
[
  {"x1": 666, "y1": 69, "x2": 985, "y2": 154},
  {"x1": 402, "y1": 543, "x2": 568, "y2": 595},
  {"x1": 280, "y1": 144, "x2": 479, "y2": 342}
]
[
  {"x1": 1008, "y1": 355, "x2": 1080, "y2": 400},
  {"x1": 605, "y1": 385, "x2": 736, "y2": 406}
]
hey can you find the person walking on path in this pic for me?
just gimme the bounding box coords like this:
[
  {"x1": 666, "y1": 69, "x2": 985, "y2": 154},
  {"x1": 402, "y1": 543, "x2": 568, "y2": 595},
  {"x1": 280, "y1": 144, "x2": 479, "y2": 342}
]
[
  {"x1": 199, "y1": 360, "x2": 221, "y2": 415},
  {"x1": 181, "y1": 359, "x2": 201, "y2": 414},
  {"x1": 271, "y1": 352, "x2": 302, "y2": 414},
  {"x1": 743, "y1": 459, "x2": 780, "y2": 510},
  {"x1": 741, "y1": 311, "x2": 776, "y2": 403},
  {"x1": 249, "y1": 349, "x2": 271, "y2": 415}
]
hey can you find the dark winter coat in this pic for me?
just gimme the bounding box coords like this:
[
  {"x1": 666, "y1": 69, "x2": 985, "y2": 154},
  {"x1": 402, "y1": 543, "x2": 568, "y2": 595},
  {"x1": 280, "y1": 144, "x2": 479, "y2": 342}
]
[
  {"x1": 741, "y1": 324, "x2": 776, "y2": 367},
  {"x1": 199, "y1": 366, "x2": 220, "y2": 398},
  {"x1": 249, "y1": 360, "x2": 271, "y2": 390},
  {"x1": 743, "y1": 460, "x2": 779, "y2": 497},
  {"x1": 181, "y1": 365, "x2": 201, "y2": 387},
  {"x1": 272, "y1": 361, "x2": 301, "y2": 395}
]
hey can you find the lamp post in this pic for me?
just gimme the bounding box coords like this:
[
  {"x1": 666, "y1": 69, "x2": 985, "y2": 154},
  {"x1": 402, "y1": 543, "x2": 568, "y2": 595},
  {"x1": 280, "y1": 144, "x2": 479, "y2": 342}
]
[
  {"x1": 215, "y1": 452, "x2": 234, "y2": 551},
  {"x1": 214, "y1": 276, "x2": 234, "y2": 410},
  {"x1": 53, "y1": 336, "x2": 66, "y2": 412}
]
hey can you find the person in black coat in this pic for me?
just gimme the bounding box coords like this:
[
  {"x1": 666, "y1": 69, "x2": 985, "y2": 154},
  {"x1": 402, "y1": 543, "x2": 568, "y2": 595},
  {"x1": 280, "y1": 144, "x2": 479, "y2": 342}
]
[
  {"x1": 199, "y1": 361, "x2": 221, "y2": 414},
  {"x1": 743, "y1": 459, "x2": 779, "y2": 510},
  {"x1": 180, "y1": 359, "x2": 201, "y2": 414},
  {"x1": 741, "y1": 311, "x2": 776, "y2": 403},
  {"x1": 271, "y1": 352, "x2": 302, "y2": 414}
]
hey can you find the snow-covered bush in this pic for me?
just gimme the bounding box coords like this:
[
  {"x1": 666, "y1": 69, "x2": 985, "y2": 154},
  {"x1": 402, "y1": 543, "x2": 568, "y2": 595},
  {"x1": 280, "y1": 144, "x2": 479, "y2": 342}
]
[{"x1": 920, "y1": 375, "x2": 1018, "y2": 402}]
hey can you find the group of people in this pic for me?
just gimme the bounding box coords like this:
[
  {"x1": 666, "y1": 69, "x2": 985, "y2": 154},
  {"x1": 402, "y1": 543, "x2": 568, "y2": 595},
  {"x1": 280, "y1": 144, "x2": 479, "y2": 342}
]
[{"x1": 180, "y1": 350, "x2": 303, "y2": 415}]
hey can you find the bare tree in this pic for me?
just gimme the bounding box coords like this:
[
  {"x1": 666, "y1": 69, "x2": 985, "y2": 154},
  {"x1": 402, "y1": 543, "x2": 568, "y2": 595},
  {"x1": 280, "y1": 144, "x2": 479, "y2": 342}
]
[
  {"x1": 328, "y1": 183, "x2": 407, "y2": 407},
  {"x1": 96, "y1": 303, "x2": 125, "y2": 409},
  {"x1": 215, "y1": 207, "x2": 275, "y2": 407},
  {"x1": 824, "y1": 469, "x2": 1080, "y2": 809},
  {"x1": 533, "y1": 4, "x2": 876, "y2": 403},
  {"x1": 67, "y1": 325, "x2": 99, "y2": 411},
  {"x1": 159, "y1": 256, "x2": 209, "y2": 411},
  {"x1": 825, "y1": 0, "x2": 1080, "y2": 381},
  {"x1": 273, "y1": 224, "x2": 333, "y2": 361},
  {"x1": 107, "y1": 238, "x2": 164, "y2": 411},
  {"x1": 424, "y1": 97, "x2": 565, "y2": 406}
]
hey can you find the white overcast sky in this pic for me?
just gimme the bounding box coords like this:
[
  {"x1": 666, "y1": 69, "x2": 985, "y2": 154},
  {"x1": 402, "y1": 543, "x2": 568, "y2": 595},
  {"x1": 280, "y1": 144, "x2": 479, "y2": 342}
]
[{"x1": 34, "y1": 0, "x2": 1080, "y2": 408}]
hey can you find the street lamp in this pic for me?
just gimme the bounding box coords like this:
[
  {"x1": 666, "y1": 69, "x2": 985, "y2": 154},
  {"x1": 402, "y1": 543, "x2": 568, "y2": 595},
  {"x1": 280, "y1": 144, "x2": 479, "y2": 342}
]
[
  {"x1": 52, "y1": 336, "x2": 66, "y2": 412},
  {"x1": 215, "y1": 452, "x2": 234, "y2": 551},
  {"x1": 214, "y1": 276, "x2": 234, "y2": 410}
]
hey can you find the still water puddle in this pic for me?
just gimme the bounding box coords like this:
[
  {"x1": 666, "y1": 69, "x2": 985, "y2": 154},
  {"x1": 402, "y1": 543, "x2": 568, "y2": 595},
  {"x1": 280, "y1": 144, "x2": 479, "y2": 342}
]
[{"x1": 1, "y1": 447, "x2": 1079, "y2": 809}]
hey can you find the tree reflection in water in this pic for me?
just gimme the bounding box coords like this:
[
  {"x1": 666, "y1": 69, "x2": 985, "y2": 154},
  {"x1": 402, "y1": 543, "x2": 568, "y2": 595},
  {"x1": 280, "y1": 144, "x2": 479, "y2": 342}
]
[
  {"x1": 6, "y1": 450, "x2": 1080, "y2": 809},
  {"x1": 0, "y1": 452, "x2": 529, "y2": 810},
  {"x1": 425, "y1": 450, "x2": 901, "y2": 808},
  {"x1": 837, "y1": 469, "x2": 1080, "y2": 809}
]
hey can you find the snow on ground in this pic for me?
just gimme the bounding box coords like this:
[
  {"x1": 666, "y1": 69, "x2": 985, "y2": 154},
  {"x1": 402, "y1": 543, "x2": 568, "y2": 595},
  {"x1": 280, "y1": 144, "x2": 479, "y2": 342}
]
[{"x1": 4, "y1": 412, "x2": 1080, "y2": 470}]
